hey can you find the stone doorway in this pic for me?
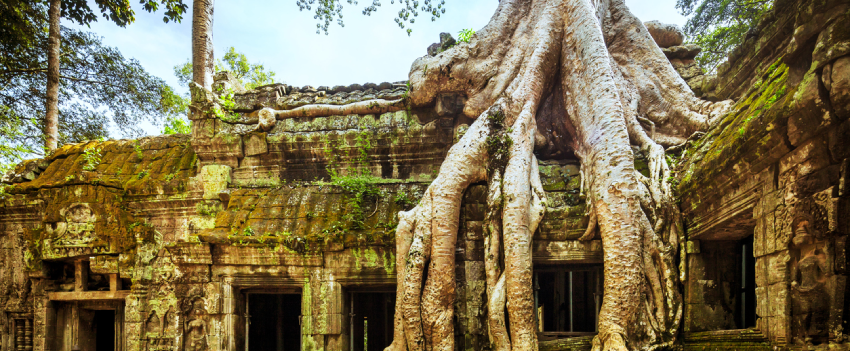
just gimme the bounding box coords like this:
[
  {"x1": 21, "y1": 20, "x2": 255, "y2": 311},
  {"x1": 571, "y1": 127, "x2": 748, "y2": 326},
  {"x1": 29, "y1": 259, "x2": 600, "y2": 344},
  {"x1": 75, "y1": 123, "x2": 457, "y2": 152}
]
[
  {"x1": 349, "y1": 291, "x2": 395, "y2": 351},
  {"x1": 246, "y1": 293, "x2": 302, "y2": 351},
  {"x1": 51, "y1": 301, "x2": 124, "y2": 351}
]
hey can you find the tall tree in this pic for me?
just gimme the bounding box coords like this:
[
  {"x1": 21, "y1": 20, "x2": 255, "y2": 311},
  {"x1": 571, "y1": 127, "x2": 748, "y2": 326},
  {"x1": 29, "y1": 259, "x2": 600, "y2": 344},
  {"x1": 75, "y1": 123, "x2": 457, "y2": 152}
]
[
  {"x1": 192, "y1": 0, "x2": 735, "y2": 349},
  {"x1": 191, "y1": 0, "x2": 214, "y2": 91},
  {"x1": 377, "y1": 1, "x2": 732, "y2": 349},
  {"x1": 1, "y1": 24, "x2": 187, "y2": 164},
  {"x1": 39, "y1": 0, "x2": 188, "y2": 151},
  {"x1": 45, "y1": 0, "x2": 61, "y2": 151},
  {"x1": 677, "y1": 0, "x2": 773, "y2": 71}
]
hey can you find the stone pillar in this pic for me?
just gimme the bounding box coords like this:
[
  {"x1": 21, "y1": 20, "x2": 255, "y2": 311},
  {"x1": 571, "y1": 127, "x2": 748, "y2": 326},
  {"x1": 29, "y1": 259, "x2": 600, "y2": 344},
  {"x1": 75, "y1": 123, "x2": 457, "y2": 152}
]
[
  {"x1": 221, "y1": 276, "x2": 235, "y2": 351},
  {"x1": 33, "y1": 296, "x2": 52, "y2": 351},
  {"x1": 752, "y1": 165, "x2": 791, "y2": 344},
  {"x1": 123, "y1": 288, "x2": 146, "y2": 351},
  {"x1": 74, "y1": 260, "x2": 88, "y2": 292},
  {"x1": 301, "y1": 271, "x2": 346, "y2": 351}
]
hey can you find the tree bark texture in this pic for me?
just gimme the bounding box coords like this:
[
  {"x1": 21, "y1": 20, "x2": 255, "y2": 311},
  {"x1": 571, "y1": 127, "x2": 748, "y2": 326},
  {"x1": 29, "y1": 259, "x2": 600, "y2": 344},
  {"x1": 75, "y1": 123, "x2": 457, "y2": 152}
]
[
  {"x1": 385, "y1": 0, "x2": 732, "y2": 350},
  {"x1": 192, "y1": 0, "x2": 215, "y2": 91},
  {"x1": 44, "y1": 0, "x2": 61, "y2": 152}
]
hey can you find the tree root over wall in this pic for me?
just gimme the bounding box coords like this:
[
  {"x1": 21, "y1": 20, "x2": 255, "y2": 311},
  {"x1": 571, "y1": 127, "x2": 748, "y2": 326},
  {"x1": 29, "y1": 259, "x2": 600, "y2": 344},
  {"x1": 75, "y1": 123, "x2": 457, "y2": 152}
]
[{"x1": 384, "y1": 0, "x2": 732, "y2": 350}]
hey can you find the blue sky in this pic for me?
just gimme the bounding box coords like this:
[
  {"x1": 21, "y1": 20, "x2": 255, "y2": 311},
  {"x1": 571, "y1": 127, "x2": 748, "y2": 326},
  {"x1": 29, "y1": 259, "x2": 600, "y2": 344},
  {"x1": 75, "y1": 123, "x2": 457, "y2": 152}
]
[{"x1": 69, "y1": 0, "x2": 687, "y2": 135}]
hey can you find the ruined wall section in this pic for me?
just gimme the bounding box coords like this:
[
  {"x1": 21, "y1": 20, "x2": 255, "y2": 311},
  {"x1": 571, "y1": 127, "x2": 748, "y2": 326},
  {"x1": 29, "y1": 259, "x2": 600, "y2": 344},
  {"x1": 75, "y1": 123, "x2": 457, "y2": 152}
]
[
  {"x1": 677, "y1": 0, "x2": 850, "y2": 348},
  {"x1": 0, "y1": 135, "x2": 202, "y2": 351}
]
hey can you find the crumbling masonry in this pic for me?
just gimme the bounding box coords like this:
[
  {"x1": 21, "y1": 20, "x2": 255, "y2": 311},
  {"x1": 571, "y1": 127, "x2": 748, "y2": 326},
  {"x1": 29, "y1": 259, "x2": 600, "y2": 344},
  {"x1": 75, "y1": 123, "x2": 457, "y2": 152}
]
[{"x1": 1, "y1": 0, "x2": 849, "y2": 349}]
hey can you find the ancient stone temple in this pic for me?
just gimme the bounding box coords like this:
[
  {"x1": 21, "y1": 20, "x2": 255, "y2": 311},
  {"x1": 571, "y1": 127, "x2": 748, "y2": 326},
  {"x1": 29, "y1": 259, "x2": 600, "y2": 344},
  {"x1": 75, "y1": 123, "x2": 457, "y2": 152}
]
[{"x1": 0, "y1": 0, "x2": 848, "y2": 349}]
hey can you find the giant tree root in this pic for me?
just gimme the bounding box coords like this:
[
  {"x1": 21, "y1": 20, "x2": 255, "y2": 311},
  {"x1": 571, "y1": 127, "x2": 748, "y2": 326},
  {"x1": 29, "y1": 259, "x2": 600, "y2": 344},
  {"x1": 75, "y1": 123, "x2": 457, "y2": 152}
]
[{"x1": 384, "y1": 0, "x2": 732, "y2": 350}]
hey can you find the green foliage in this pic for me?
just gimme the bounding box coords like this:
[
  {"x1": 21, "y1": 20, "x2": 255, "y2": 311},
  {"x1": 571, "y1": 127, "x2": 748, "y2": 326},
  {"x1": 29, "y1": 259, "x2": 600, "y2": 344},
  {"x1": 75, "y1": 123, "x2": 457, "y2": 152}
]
[
  {"x1": 0, "y1": 0, "x2": 188, "y2": 163},
  {"x1": 174, "y1": 46, "x2": 278, "y2": 90},
  {"x1": 82, "y1": 146, "x2": 102, "y2": 171},
  {"x1": 162, "y1": 115, "x2": 190, "y2": 134},
  {"x1": 133, "y1": 141, "x2": 143, "y2": 158},
  {"x1": 136, "y1": 170, "x2": 148, "y2": 179},
  {"x1": 677, "y1": 0, "x2": 772, "y2": 71},
  {"x1": 211, "y1": 89, "x2": 240, "y2": 122},
  {"x1": 297, "y1": 0, "x2": 447, "y2": 35},
  {"x1": 59, "y1": 0, "x2": 187, "y2": 28},
  {"x1": 159, "y1": 84, "x2": 190, "y2": 134},
  {"x1": 457, "y1": 28, "x2": 475, "y2": 43},
  {"x1": 1, "y1": 25, "x2": 186, "y2": 163},
  {"x1": 394, "y1": 190, "x2": 418, "y2": 210},
  {"x1": 330, "y1": 174, "x2": 383, "y2": 230}
]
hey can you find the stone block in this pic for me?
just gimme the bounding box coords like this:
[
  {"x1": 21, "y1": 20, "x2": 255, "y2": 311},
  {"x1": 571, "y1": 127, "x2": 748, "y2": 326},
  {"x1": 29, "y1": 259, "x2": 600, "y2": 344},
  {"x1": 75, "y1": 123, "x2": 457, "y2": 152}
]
[
  {"x1": 464, "y1": 221, "x2": 483, "y2": 240},
  {"x1": 313, "y1": 313, "x2": 344, "y2": 335},
  {"x1": 243, "y1": 132, "x2": 268, "y2": 156},
  {"x1": 464, "y1": 240, "x2": 484, "y2": 261},
  {"x1": 754, "y1": 215, "x2": 768, "y2": 258},
  {"x1": 755, "y1": 257, "x2": 767, "y2": 287},
  {"x1": 766, "y1": 251, "x2": 790, "y2": 285},
  {"x1": 644, "y1": 21, "x2": 685, "y2": 48},
  {"x1": 686, "y1": 240, "x2": 701, "y2": 254},
  {"x1": 767, "y1": 282, "x2": 790, "y2": 317},
  {"x1": 200, "y1": 165, "x2": 232, "y2": 200},
  {"x1": 787, "y1": 70, "x2": 832, "y2": 146},
  {"x1": 465, "y1": 261, "x2": 485, "y2": 281},
  {"x1": 685, "y1": 303, "x2": 735, "y2": 332},
  {"x1": 828, "y1": 55, "x2": 850, "y2": 120},
  {"x1": 766, "y1": 315, "x2": 790, "y2": 344},
  {"x1": 779, "y1": 137, "x2": 831, "y2": 181},
  {"x1": 828, "y1": 118, "x2": 850, "y2": 162},
  {"x1": 755, "y1": 287, "x2": 769, "y2": 317},
  {"x1": 688, "y1": 254, "x2": 708, "y2": 281},
  {"x1": 686, "y1": 279, "x2": 709, "y2": 304}
]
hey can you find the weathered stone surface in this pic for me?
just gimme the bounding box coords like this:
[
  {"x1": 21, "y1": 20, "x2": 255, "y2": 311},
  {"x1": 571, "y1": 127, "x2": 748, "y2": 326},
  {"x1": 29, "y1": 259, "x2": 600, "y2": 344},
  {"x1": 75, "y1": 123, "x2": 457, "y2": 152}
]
[
  {"x1": 663, "y1": 44, "x2": 702, "y2": 60},
  {"x1": 644, "y1": 21, "x2": 685, "y2": 48},
  {"x1": 828, "y1": 56, "x2": 850, "y2": 119}
]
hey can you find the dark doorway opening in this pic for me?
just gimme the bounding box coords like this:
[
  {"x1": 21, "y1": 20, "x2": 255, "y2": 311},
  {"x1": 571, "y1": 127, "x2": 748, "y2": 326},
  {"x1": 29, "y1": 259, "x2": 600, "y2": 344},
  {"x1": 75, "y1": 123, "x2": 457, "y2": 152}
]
[
  {"x1": 535, "y1": 264, "x2": 602, "y2": 340},
  {"x1": 94, "y1": 310, "x2": 115, "y2": 351},
  {"x1": 736, "y1": 235, "x2": 757, "y2": 329},
  {"x1": 351, "y1": 292, "x2": 395, "y2": 351},
  {"x1": 248, "y1": 293, "x2": 302, "y2": 351}
]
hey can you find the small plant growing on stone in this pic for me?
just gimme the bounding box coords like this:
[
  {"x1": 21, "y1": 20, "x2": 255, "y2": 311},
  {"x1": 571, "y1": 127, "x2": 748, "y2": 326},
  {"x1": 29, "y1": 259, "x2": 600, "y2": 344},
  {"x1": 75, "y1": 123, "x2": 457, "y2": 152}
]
[
  {"x1": 457, "y1": 28, "x2": 475, "y2": 43},
  {"x1": 137, "y1": 170, "x2": 148, "y2": 179},
  {"x1": 82, "y1": 147, "x2": 102, "y2": 172},
  {"x1": 133, "y1": 142, "x2": 144, "y2": 159},
  {"x1": 212, "y1": 88, "x2": 240, "y2": 123}
]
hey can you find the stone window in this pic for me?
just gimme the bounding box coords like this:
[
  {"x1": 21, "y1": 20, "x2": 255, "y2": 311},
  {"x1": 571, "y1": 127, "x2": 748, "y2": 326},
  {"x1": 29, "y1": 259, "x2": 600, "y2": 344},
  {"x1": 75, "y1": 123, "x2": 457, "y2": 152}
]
[
  {"x1": 10, "y1": 317, "x2": 33, "y2": 351},
  {"x1": 736, "y1": 235, "x2": 757, "y2": 329},
  {"x1": 349, "y1": 290, "x2": 396, "y2": 351},
  {"x1": 245, "y1": 293, "x2": 302, "y2": 351},
  {"x1": 534, "y1": 264, "x2": 603, "y2": 341}
]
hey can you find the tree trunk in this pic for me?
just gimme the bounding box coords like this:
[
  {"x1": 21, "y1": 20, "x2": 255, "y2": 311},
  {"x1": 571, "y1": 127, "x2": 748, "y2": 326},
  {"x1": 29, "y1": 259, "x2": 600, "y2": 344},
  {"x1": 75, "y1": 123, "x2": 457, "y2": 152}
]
[
  {"x1": 192, "y1": 0, "x2": 215, "y2": 90},
  {"x1": 384, "y1": 0, "x2": 732, "y2": 350},
  {"x1": 44, "y1": 0, "x2": 61, "y2": 152}
]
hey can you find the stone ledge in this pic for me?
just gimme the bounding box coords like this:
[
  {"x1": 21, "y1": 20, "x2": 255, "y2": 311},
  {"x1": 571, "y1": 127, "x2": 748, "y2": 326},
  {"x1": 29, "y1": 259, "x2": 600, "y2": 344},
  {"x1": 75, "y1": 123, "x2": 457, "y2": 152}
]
[{"x1": 48, "y1": 290, "x2": 131, "y2": 301}]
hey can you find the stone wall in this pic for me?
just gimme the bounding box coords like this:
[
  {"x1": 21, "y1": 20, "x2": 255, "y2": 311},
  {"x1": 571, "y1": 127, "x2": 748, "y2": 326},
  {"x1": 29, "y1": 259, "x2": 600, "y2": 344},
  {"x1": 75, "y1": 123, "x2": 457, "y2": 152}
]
[{"x1": 678, "y1": 0, "x2": 850, "y2": 349}]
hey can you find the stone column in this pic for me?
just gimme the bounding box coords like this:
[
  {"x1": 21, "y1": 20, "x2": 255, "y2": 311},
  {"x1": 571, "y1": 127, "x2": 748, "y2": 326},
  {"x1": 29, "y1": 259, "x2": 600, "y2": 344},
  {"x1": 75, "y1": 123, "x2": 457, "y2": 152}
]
[
  {"x1": 123, "y1": 288, "x2": 147, "y2": 351},
  {"x1": 221, "y1": 276, "x2": 235, "y2": 351},
  {"x1": 752, "y1": 165, "x2": 791, "y2": 344}
]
